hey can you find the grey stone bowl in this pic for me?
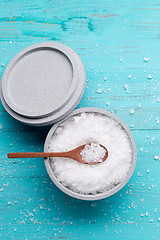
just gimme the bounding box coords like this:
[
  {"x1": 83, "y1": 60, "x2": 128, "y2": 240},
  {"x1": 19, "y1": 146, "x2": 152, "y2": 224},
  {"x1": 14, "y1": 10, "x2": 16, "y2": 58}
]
[{"x1": 44, "y1": 107, "x2": 137, "y2": 201}]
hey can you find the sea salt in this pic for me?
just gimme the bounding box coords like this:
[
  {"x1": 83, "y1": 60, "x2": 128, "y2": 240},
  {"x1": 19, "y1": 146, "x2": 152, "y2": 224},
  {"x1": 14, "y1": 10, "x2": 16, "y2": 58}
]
[
  {"x1": 124, "y1": 85, "x2": 130, "y2": 93},
  {"x1": 97, "y1": 89, "x2": 102, "y2": 94},
  {"x1": 154, "y1": 155, "x2": 159, "y2": 160},
  {"x1": 140, "y1": 148, "x2": 143, "y2": 152},
  {"x1": 148, "y1": 74, "x2": 152, "y2": 79},
  {"x1": 130, "y1": 109, "x2": 134, "y2": 114},
  {"x1": 49, "y1": 113, "x2": 132, "y2": 194},
  {"x1": 80, "y1": 143, "x2": 106, "y2": 163},
  {"x1": 144, "y1": 57, "x2": 150, "y2": 62},
  {"x1": 128, "y1": 74, "x2": 132, "y2": 79},
  {"x1": 156, "y1": 97, "x2": 160, "y2": 103}
]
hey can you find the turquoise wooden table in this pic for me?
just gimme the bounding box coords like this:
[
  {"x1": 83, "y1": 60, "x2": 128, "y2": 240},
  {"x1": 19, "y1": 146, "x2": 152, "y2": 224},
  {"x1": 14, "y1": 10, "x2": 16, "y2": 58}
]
[{"x1": 0, "y1": 0, "x2": 160, "y2": 239}]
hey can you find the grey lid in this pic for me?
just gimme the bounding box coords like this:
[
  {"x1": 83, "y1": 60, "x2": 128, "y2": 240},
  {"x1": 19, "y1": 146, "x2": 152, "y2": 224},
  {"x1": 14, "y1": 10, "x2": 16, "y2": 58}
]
[
  {"x1": 0, "y1": 42, "x2": 86, "y2": 126},
  {"x1": 1, "y1": 42, "x2": 80, "y2": 119}
]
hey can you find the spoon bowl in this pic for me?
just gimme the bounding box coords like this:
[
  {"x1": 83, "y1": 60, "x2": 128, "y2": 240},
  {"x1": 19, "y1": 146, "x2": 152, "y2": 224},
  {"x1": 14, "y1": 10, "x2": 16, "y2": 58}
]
[{"x1": 68, "y1": 144, "x2": 108, "y2": 164}]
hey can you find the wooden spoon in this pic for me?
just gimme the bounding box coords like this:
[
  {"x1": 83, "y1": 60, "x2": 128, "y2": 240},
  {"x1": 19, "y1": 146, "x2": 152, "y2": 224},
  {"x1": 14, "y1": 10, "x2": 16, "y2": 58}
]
[{"x1": 7, "y1": 144, "x2": 108, "y2": 165}]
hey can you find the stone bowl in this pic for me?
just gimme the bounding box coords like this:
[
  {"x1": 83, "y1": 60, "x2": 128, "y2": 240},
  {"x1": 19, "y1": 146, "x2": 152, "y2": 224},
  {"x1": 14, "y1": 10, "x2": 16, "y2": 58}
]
[{"x1": 44, "y1": 108, "x2": 137, "y2": 201}]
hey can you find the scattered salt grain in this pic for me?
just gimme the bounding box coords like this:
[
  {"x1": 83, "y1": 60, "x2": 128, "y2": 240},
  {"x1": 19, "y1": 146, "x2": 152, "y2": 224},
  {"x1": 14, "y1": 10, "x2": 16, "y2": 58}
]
[
  {"x1": 140, "y1": 148, "x2": 143, "y2": 152},
  {"x1": 91, "y1": 203, "x2": 96, "y2": 207},
  {"x1": 156, "y1": 97, "x2": 160, "y2": 103},
  {"x1": 120, "y1": 57, "x2": 123, "y2": 62},
  {"x1": 49, "y1": 112, "x2": 132, "y2": 194},
  {"x1": 144, "y1": 57, "x2": 150, "y2": 62},
  {"x1": 149, "y1": 219, "x2": 154, "y2": 223},
  {"x1": 128, "y1": 74, "x2": 132, "y2": 79},
  {"x1": 106, "y1": 102, "x2": 110, "y2": 106},
  {"x1": 97, "y1": 89, "x2": 102, "y2": 94},
  {"x1": 147, "y1": 74, "x2": 152, "y2": 79},
  {"x1": 154, "y1": 156, "x2": 159, "y2": 160},
  {"x1": 1, "y1": 63, "x2": 5, "y2": 67},
  {"x1": 130, "y1": 109, "x2": 134, "y2": 114},
  {"x1": 80, "y1": 143, "x2": 106, "y2": 163},
  {"x1": 124, "y1": 85, "x2": 129, "y2": 93}
]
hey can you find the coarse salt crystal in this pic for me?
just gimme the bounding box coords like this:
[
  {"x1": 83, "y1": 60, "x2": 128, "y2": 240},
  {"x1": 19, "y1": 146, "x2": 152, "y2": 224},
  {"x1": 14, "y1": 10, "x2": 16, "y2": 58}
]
[
  {"x1": 144, "y1": 57, "x2": 150, "y2": 62},
  {"x1": 128, "y1": 74, "x2": 132, "y2": 79},
  {"x1": 106, "y1": 102, "x2": 110, "y2": 106},
  {"x1": 140, "y1": 148, "x2": 143, "y2": 152},
  {"x1": 138, "y1": 103, "x2": 141, "y2": 108},
  {"x1": 156, "y1": 97, "x2": 160, "y2": 103},
  {"x1": 124, "y1": 85, "x2": 129, "y2": 93},
  {"x1": 97, "y1": 89, "x2": 102, "y2": 94},
  {"x1": 147, "y1": 74, "x2": 152, "y2": 79},
  {"x1": 154, "y1": 156, "x2": 159, "y2": 160},
  {"x1": 130, "y1": 109, "x2": 134, "y2": 114}
]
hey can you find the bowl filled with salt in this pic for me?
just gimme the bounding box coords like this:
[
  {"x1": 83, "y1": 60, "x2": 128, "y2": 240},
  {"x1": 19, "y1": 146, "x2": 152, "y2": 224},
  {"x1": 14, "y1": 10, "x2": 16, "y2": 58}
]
[{"x1": 44, "y1": 108, "x2": 137, "y2": 201}]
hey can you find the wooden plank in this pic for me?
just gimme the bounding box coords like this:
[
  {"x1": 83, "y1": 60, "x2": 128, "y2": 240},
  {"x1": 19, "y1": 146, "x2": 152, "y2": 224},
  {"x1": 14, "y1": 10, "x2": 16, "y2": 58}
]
[{"x1": 0, "y1": 0, "x2": 160, "y2": 239}]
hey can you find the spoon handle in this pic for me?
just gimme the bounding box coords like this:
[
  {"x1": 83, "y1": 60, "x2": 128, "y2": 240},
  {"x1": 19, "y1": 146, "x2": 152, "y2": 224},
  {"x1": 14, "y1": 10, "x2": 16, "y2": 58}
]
[{"x1": 7, "y1": 151, "x2": 72, "y2": 159}]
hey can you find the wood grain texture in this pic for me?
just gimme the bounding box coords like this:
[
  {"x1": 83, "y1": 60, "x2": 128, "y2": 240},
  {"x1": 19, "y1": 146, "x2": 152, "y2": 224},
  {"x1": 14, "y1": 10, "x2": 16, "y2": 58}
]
[{"x1": 0, "y1": 0, "x2": 160, "y2": 239}]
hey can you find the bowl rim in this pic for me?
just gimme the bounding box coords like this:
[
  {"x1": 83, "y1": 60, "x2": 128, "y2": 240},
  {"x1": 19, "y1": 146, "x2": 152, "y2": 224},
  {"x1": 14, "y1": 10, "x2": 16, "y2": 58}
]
[{"x1": 44, "y1": 107, "x2": 137, "y2": 201}]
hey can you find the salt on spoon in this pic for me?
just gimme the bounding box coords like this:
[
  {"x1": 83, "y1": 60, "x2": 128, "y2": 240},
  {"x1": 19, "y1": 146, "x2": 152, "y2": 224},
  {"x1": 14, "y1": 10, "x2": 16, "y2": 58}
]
[
  {"x1": 80, "y1": 143, "x2": 107, "y2": 163},
  {"x1": 7, "y1": 143, "x2": 108, "y2": 165}
]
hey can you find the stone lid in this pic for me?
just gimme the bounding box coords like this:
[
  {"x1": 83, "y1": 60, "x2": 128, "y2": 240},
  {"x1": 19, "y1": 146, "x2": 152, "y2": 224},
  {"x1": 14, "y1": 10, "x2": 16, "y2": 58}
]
[{"x1": 1, "y1": 42, "x2": 86, "y2": 126}]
